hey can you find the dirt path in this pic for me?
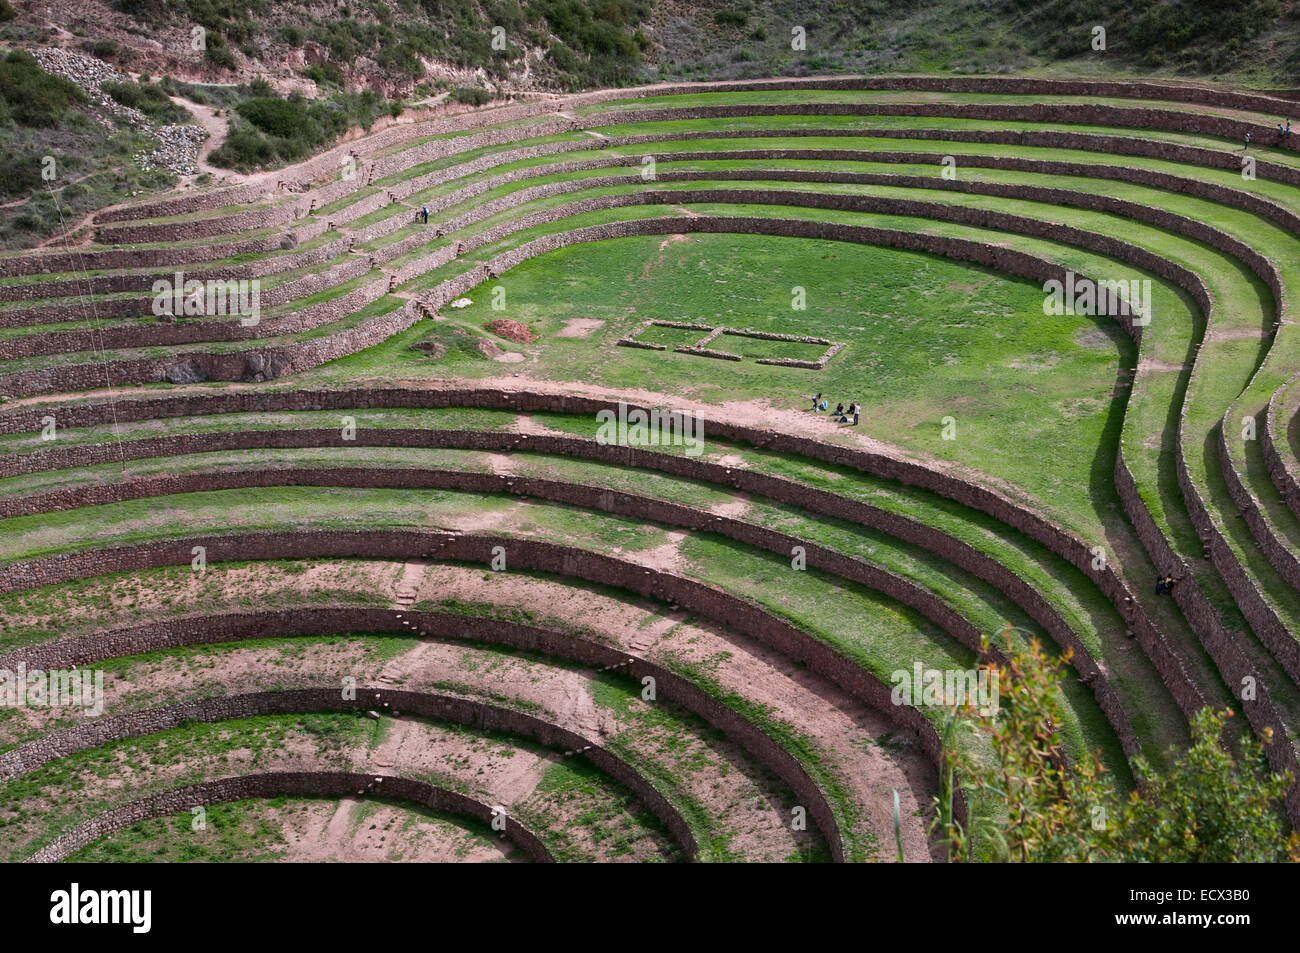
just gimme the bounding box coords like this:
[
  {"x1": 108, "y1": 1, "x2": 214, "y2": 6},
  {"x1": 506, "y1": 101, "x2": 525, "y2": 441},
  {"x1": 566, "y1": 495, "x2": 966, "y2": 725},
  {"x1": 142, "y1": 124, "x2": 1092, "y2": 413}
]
[{"x1": 168, "y1": 96, "x2": 248, "y2": 185}]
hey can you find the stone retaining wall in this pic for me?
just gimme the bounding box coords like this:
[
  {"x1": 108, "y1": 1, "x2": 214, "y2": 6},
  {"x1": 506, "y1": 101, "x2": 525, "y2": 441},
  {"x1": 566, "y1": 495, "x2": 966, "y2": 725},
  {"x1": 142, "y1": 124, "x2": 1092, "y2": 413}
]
[
  {"x1": 0, "y1": 378, "x2": 1197, "y2": 741},
  {"x1": 0, "y1": 267, "x2": 382, "y2": 359},
  {"x1": 0, "y1": 205, "x2": 1150, "y2": 398},
  {"x1": 37, "y1": 96, "x2": 1300, "y2": 280},
  {"x1": 0, "y1": 298, "x2": 415, "y2": 398},
  {"x1": 0, "y1": 430, "x2": 1149, "y2": 763},
  {"x1": 10, "y1": 99, "x2": 1299, "y2": 284},
  {"x1": 0, "y1": 528, "x2": 958, "y2": 832},
  {"x1": 28, "y1": 771, "x2": 553, "y2": 863},
  {"x1": 0, "y1": 606, "x2": 849, "y2": 862},
  {"x1": 14, "y1": 155, "x2": 1270, "y2": 374},
  {"x1": 1264, "y1": 371, "x2": 1300, "y2": 517},
  {"x1": 1120, "y1": 447, "x2": 1300, "y2": 823},
  {"x1": 6, "y1": 686, "x2": 699, "y2": 862},
  {"x1": 75, "y1": 74, "x2": 1300, "y2": 225}
]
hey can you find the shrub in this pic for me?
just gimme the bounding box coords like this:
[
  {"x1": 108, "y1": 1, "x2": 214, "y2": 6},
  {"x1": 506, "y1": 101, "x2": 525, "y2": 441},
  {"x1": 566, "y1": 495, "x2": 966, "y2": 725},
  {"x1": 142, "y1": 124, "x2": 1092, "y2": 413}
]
[
  {"x1": 0, "y1": 146, "x2": 42, "y2": 198},
  {"x1": 0, "y1": 51, "x2": 87, "y2": 127},
  {"x1": 102, "y1": 80, "x2": 192, "y2": 123},
  {"x1": 209, "y1": 126, "x2": 276, "y2": 169},
  {"x1": 236, "y1": 96, "x2": 318, "y2": 138},
  {"x1": 212, "y1": 88, "x2": 398, "y2": 171},
  {"x1": 934, "y1": 633, "x2": 1297, "y2": 863},
  {"x1": 203, "y1": 34, "x2": 237, "y2": 69},
  {"x1": 451, "y1": 86, "x2": 491, "y2": 106},
  {"x1": 303, "y1": 62, "x2": 343, "y2": 87}
]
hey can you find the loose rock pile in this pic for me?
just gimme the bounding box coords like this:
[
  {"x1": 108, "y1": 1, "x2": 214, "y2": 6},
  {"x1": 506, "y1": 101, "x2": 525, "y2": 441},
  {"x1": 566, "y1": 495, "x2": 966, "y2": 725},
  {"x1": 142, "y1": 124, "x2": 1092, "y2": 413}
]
[
  {"x1": 135, "y1": 124, "x2": 207, "y2": 175},
  {"x1": 29, "y1": 47, "x2": 207, "y2": 176}
]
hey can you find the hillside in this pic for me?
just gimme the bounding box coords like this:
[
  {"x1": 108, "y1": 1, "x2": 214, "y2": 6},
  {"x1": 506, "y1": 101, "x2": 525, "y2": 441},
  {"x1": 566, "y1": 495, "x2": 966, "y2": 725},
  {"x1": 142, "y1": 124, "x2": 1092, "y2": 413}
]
[
  {"x1": 9, "y1": 0, "x2": 1298, "y2": 92},
  {"x1": 1, "y1": 0, "x2": 1298, "y2": 248}
]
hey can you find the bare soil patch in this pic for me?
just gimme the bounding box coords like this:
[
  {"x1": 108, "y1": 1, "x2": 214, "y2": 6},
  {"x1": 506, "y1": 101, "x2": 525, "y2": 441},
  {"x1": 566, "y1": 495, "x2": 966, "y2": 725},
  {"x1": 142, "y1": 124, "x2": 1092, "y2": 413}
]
[
  {"x1": 284, "y1": 798, "x2": 517, "y2": 862},
  {"x1": 556, "y1": 318, "x2": 605, "y2": 338},
  {"x1": 478, "y1": 339, "x2": 526, "y2": 362}
]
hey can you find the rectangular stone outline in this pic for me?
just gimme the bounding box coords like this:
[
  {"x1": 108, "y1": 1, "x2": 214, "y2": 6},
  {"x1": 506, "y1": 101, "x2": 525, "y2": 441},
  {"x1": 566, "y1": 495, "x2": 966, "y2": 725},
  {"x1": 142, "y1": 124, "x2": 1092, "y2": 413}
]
[{"x1": 617, "y1": 320, "x2": 845, "y2": 368}]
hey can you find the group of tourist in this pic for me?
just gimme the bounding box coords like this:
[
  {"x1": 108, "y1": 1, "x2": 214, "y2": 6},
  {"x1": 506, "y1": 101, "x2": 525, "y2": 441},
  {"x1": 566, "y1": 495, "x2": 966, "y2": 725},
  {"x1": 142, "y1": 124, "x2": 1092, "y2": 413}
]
[
  {"x1": 810, "y1": 393, "x2": 860, "y2": 425},
  {"x1": 1244, "y1": 121, "x2": 1293, "y2": 150}
]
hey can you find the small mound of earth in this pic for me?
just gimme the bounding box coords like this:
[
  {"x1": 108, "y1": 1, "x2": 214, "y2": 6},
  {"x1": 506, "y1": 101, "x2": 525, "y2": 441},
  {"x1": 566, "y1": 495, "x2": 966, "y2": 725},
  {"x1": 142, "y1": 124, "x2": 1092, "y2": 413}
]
[
  {"x1": 409, "y1": 340, "x2": 447, "y2": 358},
  {"x1": 557, "y1": 318, "x2": 605, "y2": 338},
  {"x1": 478, "y1": 339, "x2": 525, "y2": 362},
  {"x1": 485, "y1": 319, "x2": 537, "y2": 343}
]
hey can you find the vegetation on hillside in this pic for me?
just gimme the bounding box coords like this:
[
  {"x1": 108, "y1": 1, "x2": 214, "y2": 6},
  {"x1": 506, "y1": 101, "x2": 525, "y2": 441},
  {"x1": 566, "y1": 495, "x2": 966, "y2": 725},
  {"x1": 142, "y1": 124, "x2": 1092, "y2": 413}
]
[
  {"x1": 649, "y1": 0, "x2": 1300, "y2": 85},
  {"x1": 209, "y1": 79, "x2": 402, "y2": 171},
  {"x1": 934, "y1": 635, "x2": 1298, "y2": 862},
  {"x1": 0, "y1": 49, "x2": 174, "y2": 248},
  {"x1": 108, "y1": 0, "x2": 653, "y2": 91},
  {"x1": 43, "y1": 1, "x2": 1286, "y2": 93}
]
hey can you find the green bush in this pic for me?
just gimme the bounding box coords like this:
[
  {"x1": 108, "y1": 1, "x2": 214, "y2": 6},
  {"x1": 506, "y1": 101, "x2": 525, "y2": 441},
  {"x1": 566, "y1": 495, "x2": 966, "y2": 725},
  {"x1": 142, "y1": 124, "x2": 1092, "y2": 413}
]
[
  {"x1": 113, "y1": 0, "x2": 169, "y2": 17},
  {"x1": 303, "y1": 62, "x2": 344, "y2": 87},
  {"x1": 0, "y1": 51, "x2": 87, "y2": 127},
  {"x1": 102, "y1": 80, "x2": 192, "y2": 124},
  {"x1": 934, "y1": 636, "x2": 1296, "y2": 863},
  {"x1": 451, "y1": 86, "x2": 492, "y2": 106},
  {"x1": 0, "y1": 145, "x2": 42, "y2": 198},
  {"x1": 236, "y1": 96, "x2": 317, "y2": 138},
  {"x1": 212, "y1": 88, "x2": 398, "y2": 171},
  {"x1": 203, "y1": 33, "x2": 237, "y2": 69},
  {"x1": 209, "y1": 126, "x2": 277, "y2": 168}
]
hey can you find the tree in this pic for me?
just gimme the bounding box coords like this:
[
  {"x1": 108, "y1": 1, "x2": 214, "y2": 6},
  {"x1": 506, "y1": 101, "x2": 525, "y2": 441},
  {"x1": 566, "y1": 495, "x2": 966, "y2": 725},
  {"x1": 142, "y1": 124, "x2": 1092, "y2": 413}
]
[{"x1": 934, "y1": 634, "x2": 1297, "y2": 862}]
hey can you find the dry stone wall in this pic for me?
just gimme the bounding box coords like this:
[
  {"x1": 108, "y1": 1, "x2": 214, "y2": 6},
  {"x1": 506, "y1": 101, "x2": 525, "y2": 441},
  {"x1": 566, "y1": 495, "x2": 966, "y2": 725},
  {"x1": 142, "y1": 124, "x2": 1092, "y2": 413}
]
[
  {"x1": 0, "y1": 428, "x2": 1151, "y2": 762},
  {"x1": 1264, "y1": 372, "x2": 1300, "y2": 517},
  {"x1": 0, "y1": 380, "x2": 1196, "y2": 734},
  {"x1": 0, "y1": 606, "x2": 848, "y2": 861},
  {"x1": 28, "y1": 771, "x2": 553, "y2": 863},
  {"x1": 0, "y1": 527, "x2": 958, "y2": 829},
  {"x1": 4, "y1": 686, "x2": 699, "y2": 862}
]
